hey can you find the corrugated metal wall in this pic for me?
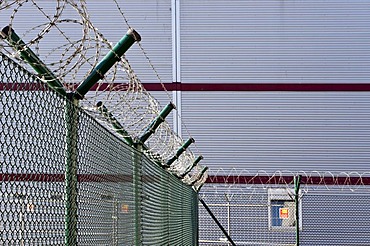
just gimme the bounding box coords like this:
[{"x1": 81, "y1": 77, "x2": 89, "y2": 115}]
[
  {"x1": 180, "y1": 0, "x2": 370, "y2": 83},
  {"x1": 182, "y1": 91, "x2": 370, "y2": 172},
  {"x1": 178, "y1": 0, "x2": 370, "y2": 173},
  {"x1": 2, "y1": 0, "x2": 370, "y2": 174}
]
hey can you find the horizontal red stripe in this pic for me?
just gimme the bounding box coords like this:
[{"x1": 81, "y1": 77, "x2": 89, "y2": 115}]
[
  {"x1": 206, "y1": 175, "x2": 370, "y2": 185},
  {"x1": 2, "y1": 173, "x2": 369, "y2": 185},
  {"x1": 0, "y1": 173, "x2": 65, "y2": 182},
  {"x1": 98, "y1": 82, "x2": 370, "y2": 91},
  {"x1": 3, "y1": 82, "x2": 370, "y2": 91},
  {"x1": 0, "y1": 83, "x2": 48, "y2": 91},
  {"x1": 175, "y1": 83, "x2": 370, "y2": 92},
  {"x1": 0, "y1": 173, "x2": 158, "y2": 183}
]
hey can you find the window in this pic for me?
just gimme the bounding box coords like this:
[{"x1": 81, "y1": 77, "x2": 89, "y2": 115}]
[{"x1": 268, "y1": 188, "x2": 302, "y2": 230}]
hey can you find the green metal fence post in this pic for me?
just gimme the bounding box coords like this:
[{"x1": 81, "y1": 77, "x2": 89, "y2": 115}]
[
  {"x1": 133, "y1": 143, "x2": 143, "y2": 246},
  {"x1": 193, "y1": 192, "x2": 200, "y2": 246},
  {"x1": 65, "y1": 94, "x2": 79, "y2": 245},
  {"x1": 294, "y1": 175, "x2": 302, "y2": 246},
  {"x1": 134, "y1": 103, "x2": 175, "y2": 244}
]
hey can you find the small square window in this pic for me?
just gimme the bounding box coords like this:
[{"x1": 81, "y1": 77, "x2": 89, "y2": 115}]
[
  {"x1": 270, "y1": 200, "x2": 295, "y2": 227},
  {"x1": 268, "y1": 189, "x2": 302, "y2": 231}
]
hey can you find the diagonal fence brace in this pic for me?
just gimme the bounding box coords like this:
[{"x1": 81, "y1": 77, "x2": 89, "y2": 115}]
[{"x1": 199, "y1": 197, "x2": 237, "y2": 246}]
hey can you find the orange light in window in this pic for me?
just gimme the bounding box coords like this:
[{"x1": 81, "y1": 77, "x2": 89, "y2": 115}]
[{"x1": 279, "y1": 208, "x2": 289, "y2": 219}]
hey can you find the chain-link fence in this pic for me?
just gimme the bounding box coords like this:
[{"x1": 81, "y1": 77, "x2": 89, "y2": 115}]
[
  {"x1": 199, "y1": 181, "x2": 370, "y2": 246},
  {"x1": 0, "y1": 52, "x2": 198, "y2": 245}
]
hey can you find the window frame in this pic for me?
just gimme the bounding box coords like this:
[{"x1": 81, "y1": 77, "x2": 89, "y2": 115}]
[{"x1": 268, "y1": 188, "x2": 302, "y2": 231}]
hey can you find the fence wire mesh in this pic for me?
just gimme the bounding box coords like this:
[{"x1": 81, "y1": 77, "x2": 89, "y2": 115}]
[
  {"x1": 199, "y1": 181, "x2": 370, "y2": 246},
  {"x1": 0, "y1": 52, "x2": 198, "y2": 245}
]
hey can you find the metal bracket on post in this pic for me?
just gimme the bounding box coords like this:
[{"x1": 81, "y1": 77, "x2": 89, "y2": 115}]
[
  {"x1": 180, "y1": 155, "x2": 203, "y2": 179},
  {"x1": 75, "y1": 28, "x2": 141, "y2": 99},
  {"x1": 164, "y1": 137, "x2": 195, "y2": 168},
  {"x1": 1, "y1": 26, "x2": 66, "y2": 96},
  {"x1": 96, "y1": 101, "x2": 134, "y2": 146},
  {"x1": 190, "y1": 166, "x2": 209, "y2": 186},
  {"x1": 138, "y1": 102, "x2": 176, "y2": 145}
]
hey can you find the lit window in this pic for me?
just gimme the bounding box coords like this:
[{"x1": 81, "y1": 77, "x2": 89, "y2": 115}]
[{"x1": 268, "y1": 188, "x2": 302, "y2": 230}]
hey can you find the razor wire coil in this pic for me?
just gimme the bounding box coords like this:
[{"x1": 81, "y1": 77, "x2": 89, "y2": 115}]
[{"x1": 0, "y1": 0, "x2": 207, "y2": 188}]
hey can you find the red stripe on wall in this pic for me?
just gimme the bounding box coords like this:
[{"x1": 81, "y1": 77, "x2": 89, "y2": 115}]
[
  {"x1": 175, "y1": 83, "x2": 370, "y2": 92},
  {"x1": 206, "y1": 175, "x2": 370, "y2": 185},
  {"x1": 0, "y1": 83, "x2": 47, "y2": 91},
  {"x1": 3, "y1": 82, "x2": 370, "y2": 91},
  {"x1": 0, "y1": 173, "x2": 158, "y2": 183},
  {"x1": 1, "y1": 173, "x2": 370, "y2": 185}
]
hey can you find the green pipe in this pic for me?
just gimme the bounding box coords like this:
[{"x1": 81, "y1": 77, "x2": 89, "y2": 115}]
[
  {"x1": 0, "y1": 26, "x2": 66, "y2": 96},
  {"x1": 165, "y1": 138, "x2": 195, "y2": 167},
  {"x1": 96, "y1": 101, "x2": 134, "y2": 146},
  {"x1": 180, "y1": 155, "x2": 203, "y2": 179},
  {"x1": 190, "y1": 166, "x2": 208, "y2": 186},
  {"x1": 294, "y1": 175, "x2": 302, "y2": 246},
  {"x1": 139, "y1": 102, "x2": 176, "y2": 144},
  {"x1": 65, "y1": 94, "x2": 79, "y2": 245},
  {"x1": 75, "y1": 28, "x2": 141, "y2": 99}
]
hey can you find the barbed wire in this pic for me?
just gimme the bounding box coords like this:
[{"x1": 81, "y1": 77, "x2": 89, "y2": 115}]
[
  {"x1": 0, "y1": 0, "x2": 207, "y2": 189},
  {"x1": 202, "y1": 168, "x2": 370, "y2": 199}
]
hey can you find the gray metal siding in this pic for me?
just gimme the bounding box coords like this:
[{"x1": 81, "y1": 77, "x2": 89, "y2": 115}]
[
  {"x1": 107, "y1": 0, "x2": 173, "y2": 83},
  {"x1": 180, "y1": 0, "x2": 370, "y2": 83},
  {"x1": 178, "y1": 0, "x2": 370, "y2": 174},
  {"x1": 182, "y1": 92, "x2": 370, "y2": 173},
  {"x1": 301, "y1": 192, "x2": 370, "y2": 245}
]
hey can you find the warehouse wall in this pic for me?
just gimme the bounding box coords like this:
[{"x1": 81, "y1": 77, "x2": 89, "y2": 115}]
[
  {"x1": 179, "y1": 0, "x2": 370, "y2": 83},
  {"x1": 2, "y1": 0, "x2": 370, "y2": 174},
  {"x1": 177, "y1": 0, "x2": 370, "y2": 173}
]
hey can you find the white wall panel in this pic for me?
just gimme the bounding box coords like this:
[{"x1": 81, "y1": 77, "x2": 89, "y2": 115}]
[
  {"x1": 182, "y1": 92, "x2": 370, "y2": 173},
  {"x1": 180, "y1": 0, "x2": 370, "y2": 83}
]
